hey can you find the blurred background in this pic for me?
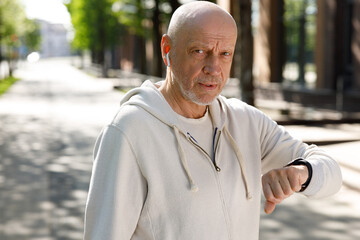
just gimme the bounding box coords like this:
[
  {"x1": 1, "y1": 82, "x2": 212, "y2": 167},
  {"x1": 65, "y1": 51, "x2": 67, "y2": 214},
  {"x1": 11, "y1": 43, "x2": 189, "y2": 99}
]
[
  {"x1": 0, "y1": 0, "x2": 360, "y2": 239},
  {"x1": 1, "y1": 0, "x2": 360, "y2": 114}
]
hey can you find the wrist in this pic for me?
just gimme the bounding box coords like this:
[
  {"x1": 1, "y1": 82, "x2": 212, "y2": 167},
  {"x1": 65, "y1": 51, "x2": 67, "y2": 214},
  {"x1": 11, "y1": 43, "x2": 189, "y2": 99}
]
[{"x1": 286, "y1": 158, "x2": 313, "y2": 192}]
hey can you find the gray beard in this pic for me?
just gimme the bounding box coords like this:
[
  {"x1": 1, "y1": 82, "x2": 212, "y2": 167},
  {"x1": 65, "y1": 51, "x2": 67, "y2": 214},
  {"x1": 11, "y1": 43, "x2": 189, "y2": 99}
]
[
  {"x1": 170, "y1": 69, "x2": 220, "y2": 106},
  {"x1": 178, "y1": 82, "x2": 216, "y2": 106}
]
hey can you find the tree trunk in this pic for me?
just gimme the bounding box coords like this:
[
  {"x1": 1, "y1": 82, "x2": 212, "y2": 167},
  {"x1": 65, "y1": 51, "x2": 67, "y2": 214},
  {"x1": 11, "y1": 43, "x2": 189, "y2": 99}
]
[
  {"x1": 234, "y1": 0, "x2": 254, "y2": 105},
  {"x1": 80, "y1": 50, "x2": 85, "y2": 69},
  {"x1": 0, "y1": 41, "x2": 2, "y2": 64},
  {"x1": 99, "y1": 16, "x2": 108, "y2": 77},
  {"x1": 152, "y1": 0, "x2": 163, "y2": 77},
  {"x1": 169, "y1": 0, "x2": 181, "y2": 15},
  {"x1": 298, "y1": 1, "x2": 307, "y2": 86},
  {"x1": 136, "y1": 0, "x2": 147, "y2": 74},
  {"x1": 135, "y1": 35, "x2": 147, "y2": 74},
  {"x1": 94, "y1": 0, "x2": 107, "y2": 77},
  {"x1": 8, "y1": 46, "x2": 14, "y2": 77}
]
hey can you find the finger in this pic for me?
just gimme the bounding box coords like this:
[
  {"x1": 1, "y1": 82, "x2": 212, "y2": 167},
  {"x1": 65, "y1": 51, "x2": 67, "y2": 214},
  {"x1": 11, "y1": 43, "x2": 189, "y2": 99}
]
[
  {"x1": 279, "y1": 176, "x2": 295, "y2": 196},
  {"x1": 262, "y1": 181, "x2": 282, "y2": 214},
  {"x1": 273, "y1": 169, "x2": 296, "y2": 198},
  {"x1": 262, "y1": 180, "x2": 276, "y2": 203},
  {"x1": 264, "y1": 200, "x2": 276, "y2": 214},
  {"x1": 262, "y1": 170, "x2": 287, "y2": 200},
  {"x1": 268, "y1": 181, "x2": 286, "y2": 200}
]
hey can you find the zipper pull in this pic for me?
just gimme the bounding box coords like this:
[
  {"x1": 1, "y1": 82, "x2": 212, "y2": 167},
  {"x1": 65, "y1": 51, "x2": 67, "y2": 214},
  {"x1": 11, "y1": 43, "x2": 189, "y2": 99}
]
[{"x1": 215, "y1": 164, "x2": 221, "y2": 172}]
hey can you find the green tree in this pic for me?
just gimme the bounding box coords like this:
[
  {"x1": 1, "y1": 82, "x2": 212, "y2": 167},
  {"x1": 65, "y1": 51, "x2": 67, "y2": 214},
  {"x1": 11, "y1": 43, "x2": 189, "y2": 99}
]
[
  {"x1": 23, "y1": 19, "x2": 41, "y2": 52},
  {"x1": 66, "y1": 0, "x2": 90, "y2": 51},
  {"x1": 284, "y1": 0, "x2": 316, "y2": 85},
  {"x1": 113, "y1": 0, "x2": 179, "y2": 76},
  {"x1": 66, "y1": 0, "x2": 123, "y2": 76},
  {"x1": 0, "y1": 0, "x2": 40, "y2": 77},
  {"x1": 0, "y1": 0, "x2": 26, "y2": 62},
  {"x1": 67, "y1": 0, "x2": 181, "y2": 77},
  {"x1": 112, "y1": 0, "x2": 148, "y2": 73}
]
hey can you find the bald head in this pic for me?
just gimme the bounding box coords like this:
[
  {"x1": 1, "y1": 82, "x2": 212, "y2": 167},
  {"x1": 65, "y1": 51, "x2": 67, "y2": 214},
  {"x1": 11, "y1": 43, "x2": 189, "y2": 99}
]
[
  {"x1": 159, "y1": 1, "x2": 238, "y2": 112},
  {"x1": 167, "y1": 1, "x2": 237, "y2": 46}
]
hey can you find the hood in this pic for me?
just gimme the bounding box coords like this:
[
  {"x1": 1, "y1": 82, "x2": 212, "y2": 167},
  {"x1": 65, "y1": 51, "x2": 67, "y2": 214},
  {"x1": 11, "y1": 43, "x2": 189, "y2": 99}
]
[{"x1": 120, "y1": 80, "x2": 252, "y2": 200}]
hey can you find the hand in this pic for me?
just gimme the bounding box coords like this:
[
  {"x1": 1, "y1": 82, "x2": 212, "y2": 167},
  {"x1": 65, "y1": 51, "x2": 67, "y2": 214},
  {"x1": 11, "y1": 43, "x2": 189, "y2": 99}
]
[{"x1": 262, "y1": 165, "x2": 309, "y2": 214}]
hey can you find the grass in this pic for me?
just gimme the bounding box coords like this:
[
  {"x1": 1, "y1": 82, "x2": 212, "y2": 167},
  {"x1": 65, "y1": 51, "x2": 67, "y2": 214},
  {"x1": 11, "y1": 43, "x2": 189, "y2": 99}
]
[{"x1": 0, "y1": 76, "x2": 19, "y2": 96}]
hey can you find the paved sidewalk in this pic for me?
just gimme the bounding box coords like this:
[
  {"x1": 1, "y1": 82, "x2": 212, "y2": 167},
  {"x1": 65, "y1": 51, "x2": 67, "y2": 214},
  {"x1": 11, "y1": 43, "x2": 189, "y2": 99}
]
[
  {"x1": 0, "y1": 58, "x2": 359, "y2": 240},
  {"x1": 260, "y1": 130, "x2": 360, "y2": 240},
  {"x1": 0, "y1": 58, "x2": 123, "y2": 240}
]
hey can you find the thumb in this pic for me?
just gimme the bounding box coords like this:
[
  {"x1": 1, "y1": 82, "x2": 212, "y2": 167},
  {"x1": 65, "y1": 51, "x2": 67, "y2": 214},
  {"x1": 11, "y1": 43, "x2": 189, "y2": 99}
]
[{"x1": 264, "y1": 200, "x2": 276, "y2": 214}]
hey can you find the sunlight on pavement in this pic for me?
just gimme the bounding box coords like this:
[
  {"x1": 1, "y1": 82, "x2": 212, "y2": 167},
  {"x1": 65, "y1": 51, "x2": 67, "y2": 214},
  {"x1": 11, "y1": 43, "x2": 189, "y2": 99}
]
[
  {"x1": 0, "y1": 58, "x2": 123, "y2": 240},
  {"x1": 0, "y1": 58, "x2": 359, "y2": 240}
]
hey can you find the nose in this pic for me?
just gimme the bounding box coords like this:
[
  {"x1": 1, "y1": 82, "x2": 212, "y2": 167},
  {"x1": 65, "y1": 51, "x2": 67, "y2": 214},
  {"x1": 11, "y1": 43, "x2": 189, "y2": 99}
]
[{"x1": 203, "y1": 55, "x2": 221, "y2": 76}]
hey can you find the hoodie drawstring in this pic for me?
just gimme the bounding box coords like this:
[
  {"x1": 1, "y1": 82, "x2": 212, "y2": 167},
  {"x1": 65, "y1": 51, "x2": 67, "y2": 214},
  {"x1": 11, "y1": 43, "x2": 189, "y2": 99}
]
[
  {"x1": 173, "y1": 125, "x2": 252, "y2": 200},
  {"x1": 173, "y1": 126, "x2": 199, "y2": 193},
  {"x1": 223, "y1": 125, "x2": 253, "y2": 200}
]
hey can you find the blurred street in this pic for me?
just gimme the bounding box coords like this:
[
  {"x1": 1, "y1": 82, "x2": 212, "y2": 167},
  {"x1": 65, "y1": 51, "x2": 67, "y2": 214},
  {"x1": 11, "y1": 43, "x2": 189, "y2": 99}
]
[
  {"x1": 0, "y1": 58, "x2": 122, "y2": 240},
  {"x1": 0, "y1": 58, "x2": 359, "y2": 240}
]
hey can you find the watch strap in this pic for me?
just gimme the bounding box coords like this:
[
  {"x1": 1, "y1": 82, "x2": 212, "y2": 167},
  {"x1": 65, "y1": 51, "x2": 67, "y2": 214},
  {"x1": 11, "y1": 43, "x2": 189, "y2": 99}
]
[{"x1": 286, "y1": 158, "x2": 313, "y2": 192}]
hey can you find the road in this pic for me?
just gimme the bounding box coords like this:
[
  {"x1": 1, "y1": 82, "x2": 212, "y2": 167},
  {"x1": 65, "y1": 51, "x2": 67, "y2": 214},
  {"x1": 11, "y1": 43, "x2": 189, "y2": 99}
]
[{"x1": 0, "y1": 58, "x2": 359, "y2": 240}]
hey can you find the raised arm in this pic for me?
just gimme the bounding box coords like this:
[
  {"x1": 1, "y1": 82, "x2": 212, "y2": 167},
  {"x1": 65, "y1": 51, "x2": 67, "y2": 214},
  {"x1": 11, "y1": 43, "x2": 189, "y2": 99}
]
[{"x1": 258, "y1": 113, "x2": 342, "y2": 213}]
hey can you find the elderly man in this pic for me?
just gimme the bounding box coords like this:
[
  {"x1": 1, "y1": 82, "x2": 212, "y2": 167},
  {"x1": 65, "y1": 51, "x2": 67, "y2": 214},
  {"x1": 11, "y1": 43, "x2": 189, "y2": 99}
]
[{"x1": 84, "y1": 1, "x2": 342, "y2": 239}]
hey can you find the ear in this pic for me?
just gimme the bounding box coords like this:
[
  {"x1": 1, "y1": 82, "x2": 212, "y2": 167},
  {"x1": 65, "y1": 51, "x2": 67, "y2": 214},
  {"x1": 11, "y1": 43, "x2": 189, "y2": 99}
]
[{"x1": 161, "y1": 34, "x2": 171, "y2": 67}]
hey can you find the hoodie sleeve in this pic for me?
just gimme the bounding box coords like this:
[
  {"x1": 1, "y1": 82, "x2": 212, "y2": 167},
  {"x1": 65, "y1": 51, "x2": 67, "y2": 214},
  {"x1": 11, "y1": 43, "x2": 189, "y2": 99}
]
[
  {"x1": 258, "y1": 112, "x2": 342, "y2": 199},
  {"x1": 84, "y1": 125, "x2": 147, "y2": 240}
]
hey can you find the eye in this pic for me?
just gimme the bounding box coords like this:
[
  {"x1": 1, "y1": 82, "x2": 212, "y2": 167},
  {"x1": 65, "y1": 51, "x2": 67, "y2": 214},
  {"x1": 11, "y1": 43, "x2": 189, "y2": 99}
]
[
  {"x1": 194, "y1": 49, "x2": 204, "y2": 54},
  {"x1": 223, "y1": 52, "x2": 231, "y2": 56}
]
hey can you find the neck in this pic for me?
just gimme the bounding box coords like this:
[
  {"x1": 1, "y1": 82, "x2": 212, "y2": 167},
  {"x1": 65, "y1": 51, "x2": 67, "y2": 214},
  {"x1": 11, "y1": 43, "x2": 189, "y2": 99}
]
[{"x1": 159, "y1": 75, "x2": 207, "y2": 119}]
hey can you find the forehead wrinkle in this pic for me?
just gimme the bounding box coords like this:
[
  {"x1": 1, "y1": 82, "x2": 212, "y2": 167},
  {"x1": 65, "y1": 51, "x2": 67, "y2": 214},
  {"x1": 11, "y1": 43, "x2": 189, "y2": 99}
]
[
  {"x1": 187, "y1": 39, "x2": 234, "y2": 52},
  {"x1": 185, "y1": 29, "x2": 236, "y2": 50}
]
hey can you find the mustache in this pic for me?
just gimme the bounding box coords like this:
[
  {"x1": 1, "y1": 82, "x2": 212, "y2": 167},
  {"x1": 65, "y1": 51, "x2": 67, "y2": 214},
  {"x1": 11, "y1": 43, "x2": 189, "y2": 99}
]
[{"x1": 194, "y1": 76, "x2": 222, "y2": 84}]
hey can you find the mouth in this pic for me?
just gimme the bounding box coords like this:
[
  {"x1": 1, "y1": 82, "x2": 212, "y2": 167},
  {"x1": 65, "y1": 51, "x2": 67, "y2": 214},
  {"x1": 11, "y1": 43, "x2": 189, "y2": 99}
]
[{"x1": 199, "y1": 82, "x2": 218, "y2": 90}]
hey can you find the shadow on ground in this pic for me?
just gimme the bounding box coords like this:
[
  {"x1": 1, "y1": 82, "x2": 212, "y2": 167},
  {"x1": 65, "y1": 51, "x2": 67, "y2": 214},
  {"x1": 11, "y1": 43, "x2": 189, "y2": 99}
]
[
  {"x1": 1, "y1": 59, "x2": 359, "y2": 240},
  {"x1": 260, "y1": 192, "x2": 360, "y2": 240},
  {"x1": 0, "y1": 114, "x2": 94, "y2": 240}
]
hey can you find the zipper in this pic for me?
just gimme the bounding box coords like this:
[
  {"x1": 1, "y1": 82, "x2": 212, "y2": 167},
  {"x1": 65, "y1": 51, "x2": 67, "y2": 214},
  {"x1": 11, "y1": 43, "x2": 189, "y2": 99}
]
[
  {"x1": 187, "y1": 130, "x2": 222, "y2": 172},
  {"x1": 211, "y1": 128, "x2": 222, "y2": 171},
  {"x1": 187, "y1": 128, "x2": 232, "y2": 240},
  {"x1": 187, "y1": 130, "x2": 231, "y2": 239}
]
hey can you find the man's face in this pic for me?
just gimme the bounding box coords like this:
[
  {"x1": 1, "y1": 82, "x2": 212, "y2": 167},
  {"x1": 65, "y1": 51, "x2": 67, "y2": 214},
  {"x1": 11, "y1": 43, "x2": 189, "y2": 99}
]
[{"x1": 170, "y1": 15, "x2": 237, "y2": 105}]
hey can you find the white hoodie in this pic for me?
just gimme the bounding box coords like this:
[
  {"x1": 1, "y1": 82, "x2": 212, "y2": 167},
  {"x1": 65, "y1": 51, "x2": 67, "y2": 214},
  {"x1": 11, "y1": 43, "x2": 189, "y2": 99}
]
[{"x1": 84, "y1": 80, "x2": 342, "y2": 240}]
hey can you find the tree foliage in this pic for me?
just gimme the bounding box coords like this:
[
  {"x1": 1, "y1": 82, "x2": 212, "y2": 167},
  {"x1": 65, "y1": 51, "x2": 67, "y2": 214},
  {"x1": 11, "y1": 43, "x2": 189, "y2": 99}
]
[
  {"x1": 0, "y1": 0, "x2": 41, "y2": 77},
  {"x1": 112, "y1": 0, "x2": 179, "y2": 76},
  {"x1": 0, "y1": 0, "x2": 40, "y2": 49},
  {"x1": 0, "y1": 0, "x2": 25, "y2": 48},
  {"x1": 284, "y1": 0, "x2": 316, "y2": 62},
  {"x1": 66, "y1": 0, "x2": 124, "y2": 57},
  {"x1": 67, "y1": 0, "x2": 179, "y2": 76},
  {"x1": 23, "y1": 19, "x2": 41, "y2": 52}
]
